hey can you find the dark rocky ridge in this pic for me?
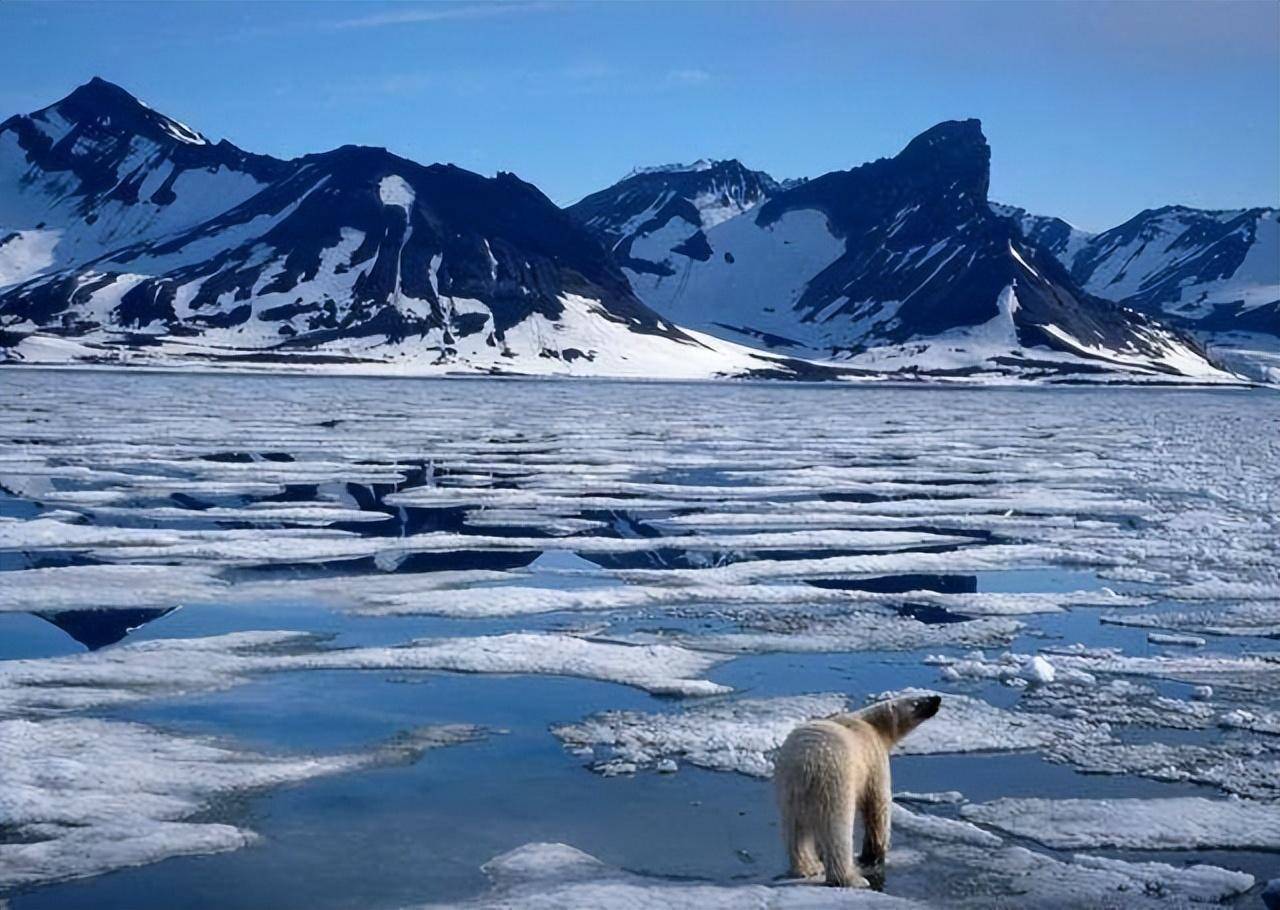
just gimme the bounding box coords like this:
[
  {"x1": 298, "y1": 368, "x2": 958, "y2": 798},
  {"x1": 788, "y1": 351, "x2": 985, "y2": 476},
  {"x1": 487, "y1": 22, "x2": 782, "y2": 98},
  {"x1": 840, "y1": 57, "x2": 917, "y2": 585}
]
[{"x1": 0, "y1": 78, "x2": 706, "y2": 367}]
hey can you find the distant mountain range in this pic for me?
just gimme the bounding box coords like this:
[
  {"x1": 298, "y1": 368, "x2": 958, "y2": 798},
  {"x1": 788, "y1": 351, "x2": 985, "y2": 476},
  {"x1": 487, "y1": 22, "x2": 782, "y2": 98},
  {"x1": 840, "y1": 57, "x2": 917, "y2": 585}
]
[{"x1": 1, "y1": 79, "x2": 1273, "y2": 382}]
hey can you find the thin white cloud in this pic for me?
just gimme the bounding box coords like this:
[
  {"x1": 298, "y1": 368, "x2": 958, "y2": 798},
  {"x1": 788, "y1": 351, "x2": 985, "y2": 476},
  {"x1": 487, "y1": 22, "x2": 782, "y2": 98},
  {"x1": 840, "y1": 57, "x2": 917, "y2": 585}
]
[
  {"x1": 327, "y1": 1, "x2": 555, "y2": 30},
  {"x1": 666, "y1": 67, "x2": 712, "y2": 86}
]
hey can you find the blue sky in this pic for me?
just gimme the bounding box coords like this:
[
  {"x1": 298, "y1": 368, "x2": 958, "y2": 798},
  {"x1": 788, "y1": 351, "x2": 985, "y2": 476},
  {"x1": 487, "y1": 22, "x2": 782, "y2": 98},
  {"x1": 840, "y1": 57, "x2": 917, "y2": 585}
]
[{"x1": 2, "y1": 0, "x2": 1277, "y2": 231}]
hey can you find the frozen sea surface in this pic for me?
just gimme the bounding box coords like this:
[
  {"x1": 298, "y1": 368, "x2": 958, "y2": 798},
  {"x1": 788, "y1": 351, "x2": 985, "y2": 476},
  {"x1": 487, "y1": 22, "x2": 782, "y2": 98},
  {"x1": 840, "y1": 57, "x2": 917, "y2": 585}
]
[{"x1": 0, "y1": 370, "x2": 1278, "y2": 908}]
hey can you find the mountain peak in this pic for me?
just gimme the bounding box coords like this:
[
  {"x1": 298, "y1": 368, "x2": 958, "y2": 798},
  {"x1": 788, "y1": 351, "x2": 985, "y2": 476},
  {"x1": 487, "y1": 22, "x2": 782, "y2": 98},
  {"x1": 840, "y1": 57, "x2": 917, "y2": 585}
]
[
  {"x1": 63, "y1": 76, "x2": 142, "y2": 107},
  {"x1": 39, "y1": 77, "x2": 208, "y2": 146},
  {"x1": 897, "y1": 119, "x2": 987, "y2": 166}
]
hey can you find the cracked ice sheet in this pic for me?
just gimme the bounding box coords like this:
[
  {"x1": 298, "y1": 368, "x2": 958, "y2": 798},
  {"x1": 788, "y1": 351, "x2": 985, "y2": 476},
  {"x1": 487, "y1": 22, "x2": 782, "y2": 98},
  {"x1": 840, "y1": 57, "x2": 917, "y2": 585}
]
[
  {"x1": 345, "y1": 584, "x2": 1146, "y2": 619},
  {"x1": 1045, "y1": 738, "x2": 1280, "y2": 801},
  {"x1": 915, "y1": 843, "x2": 1254, "y2": 908},
  {"x1": 83, "y1": 529, "x2": 973, "y2": 568},
  {"x1": 927, "y1": 652, "x2": 1280, "y2": 799},
  {"x1": 940, "y1": 647, "x2": 1280, "y2": 693},
  {"x1": 1102, "y1": 603, "x2": 1280, "y2": 638},
  {"x1": 636, "y1": 613, "x2": 1023, "y2": 655},
  {"x1": 0, "y1": 564, "x2": 227, "y2": 612},
  {"x1": 0, "y1": 631, "x2": 731, "y2": 716},
  {"x1": 417, "y1": 834, "x2": 1254, "y2": 910},
  {"x1": 0, "y1": 717, "x2": 479, "y2": 889},
  {"x1": 959, "y1": 797, "x2": 1280, "y2": 850},
  {"x1": 0, "y1": 517, "x2": 357, "y2": 552},
  {"x1": 608, "y1": 544, "x2": 1104, "y2": 587},
  {"x1": 72, "y1": 503, "x2": 396, "y2": 526},
  {"x1": 552, "y1": 690, "x2": 1104, "y2": 778},
  {"x1": 413, "y1": 842, "x2": 922, "y2": 909}
]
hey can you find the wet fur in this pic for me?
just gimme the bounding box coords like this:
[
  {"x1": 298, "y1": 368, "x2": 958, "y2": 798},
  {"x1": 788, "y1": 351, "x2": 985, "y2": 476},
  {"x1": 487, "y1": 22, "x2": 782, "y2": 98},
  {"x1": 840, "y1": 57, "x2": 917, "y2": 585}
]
[{"x1": 775, "y1": 694, "x2": 941, "y2": 887}]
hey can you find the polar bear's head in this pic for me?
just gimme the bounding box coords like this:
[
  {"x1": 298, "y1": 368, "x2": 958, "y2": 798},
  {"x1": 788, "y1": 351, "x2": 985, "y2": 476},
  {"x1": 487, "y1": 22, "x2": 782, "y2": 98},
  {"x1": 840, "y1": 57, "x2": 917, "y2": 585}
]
[{"x1": 852, "y1": 693, "x2": 941, "y2": 745}]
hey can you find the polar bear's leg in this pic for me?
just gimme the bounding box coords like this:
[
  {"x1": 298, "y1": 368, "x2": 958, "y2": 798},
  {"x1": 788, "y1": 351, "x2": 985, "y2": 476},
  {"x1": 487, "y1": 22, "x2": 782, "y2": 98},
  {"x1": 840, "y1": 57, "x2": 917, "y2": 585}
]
[
  {"x1": 781, "y1": 802, "x2": 823, "y2": 878},
  {"x1": 815, "y1": 795, "x2": 868, "y2": 888},
  {"x1": 858, "y1": 772, "x2": 891, "y2": 867}
]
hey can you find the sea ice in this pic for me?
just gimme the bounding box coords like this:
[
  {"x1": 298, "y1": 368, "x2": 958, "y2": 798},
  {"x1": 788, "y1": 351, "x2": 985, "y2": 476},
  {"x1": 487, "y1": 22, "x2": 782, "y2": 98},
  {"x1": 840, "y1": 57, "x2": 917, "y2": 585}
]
[
  {"x1": 554, "y1": 689, "x2": 1105, "y2": 777},
  {"x1": 0, "y1": 631, "x2": 732, "y2": 716},
  {"x1": 414, "y1": 842, "x2": 922, "y2": 908},
  {"x1": 0, "y1": 717, "x2": 479, "y2": 889},
  {"x1": 959, "y1": 796, "x2": 1280, "y2": 850}
]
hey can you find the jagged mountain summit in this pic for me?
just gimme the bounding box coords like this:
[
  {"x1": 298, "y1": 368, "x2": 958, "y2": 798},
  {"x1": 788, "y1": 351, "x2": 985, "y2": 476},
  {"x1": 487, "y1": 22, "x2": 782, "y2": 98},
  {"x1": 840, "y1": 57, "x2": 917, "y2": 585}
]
[
  {"x1": 573, "y1": 121, "x2": 1231, "y2": 380},
  {"x1": 566, "y1": 159, "x2": 786, "y2": 277},
  {"x1": 0, "y1": 79, "x2": 801, "y2": 378}
]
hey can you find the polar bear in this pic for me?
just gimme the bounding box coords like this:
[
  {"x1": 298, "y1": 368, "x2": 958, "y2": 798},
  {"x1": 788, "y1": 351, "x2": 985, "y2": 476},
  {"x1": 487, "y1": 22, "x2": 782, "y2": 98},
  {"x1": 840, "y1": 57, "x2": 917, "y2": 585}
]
[{"x1": 774, "y1": 693, "x2": 942, "y2": 887}]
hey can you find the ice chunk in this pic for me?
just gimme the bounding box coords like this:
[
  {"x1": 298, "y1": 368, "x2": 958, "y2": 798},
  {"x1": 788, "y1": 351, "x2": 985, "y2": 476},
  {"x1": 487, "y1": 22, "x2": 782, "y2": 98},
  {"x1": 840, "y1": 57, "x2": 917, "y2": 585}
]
[
  {"x1": 1219, "y1": 708, "x2": 1280, "y2": 735},
  {"x1": 0, "y1": 717, "x2": 479, "y2": 889},
  {"x1": 1046, "y1": 738, "x2": 1280, "y2": 801},
  {"x1": 0, "y1": 564, "x2": 226, "y2": 612},
  {"x1": 1026, "y1": 655, "x2": 1056, "y2": 684},
  {"x1": 0, "y1": 631, "x2": 731, "y2": 716},
  {"x1": 959, "y1": 796, "x2": 1280, "y2": 850},
  {"x1": 345, "y1": 583, "x2": 1133, "y2": 620},
  {"x1": 554, "y1": 689, "x2": 1105, "y2": 778},
  {"x1": 426, "y1": 833, "x2": 1254, "y2": 909},
  {"x1": 554, "y1": 693, "x2": 848, "y2": 777},
  {"x1": 1147, "y1": 632, "x2": 1206, "y2": 647},
  {"x1": 416, "y1": 841, "x2": 923, "y2": 908},
  {"x1": 276, "y1": 632, "x2": 731, "y2": 697},
  {"x1": 1104, "y1": 603, "x2": 1280, "y2": 638},
  {"x1": 653, "y1": 613, "x2": 1022, "y2": 655}
]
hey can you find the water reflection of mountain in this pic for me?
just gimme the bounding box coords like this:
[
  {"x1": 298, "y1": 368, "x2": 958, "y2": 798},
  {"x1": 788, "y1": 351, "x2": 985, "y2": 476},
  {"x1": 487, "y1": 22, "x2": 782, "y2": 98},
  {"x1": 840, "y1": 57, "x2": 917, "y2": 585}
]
[{"x1": 35, "y1": 607, "x2": 176, "y2": 650}]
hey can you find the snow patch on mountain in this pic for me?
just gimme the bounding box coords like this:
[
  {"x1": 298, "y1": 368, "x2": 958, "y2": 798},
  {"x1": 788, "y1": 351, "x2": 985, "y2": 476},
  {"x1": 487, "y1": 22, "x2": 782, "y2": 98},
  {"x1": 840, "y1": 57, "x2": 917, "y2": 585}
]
[{"x1": 378, "y1": 174, "x2": 415, "y2": 212}]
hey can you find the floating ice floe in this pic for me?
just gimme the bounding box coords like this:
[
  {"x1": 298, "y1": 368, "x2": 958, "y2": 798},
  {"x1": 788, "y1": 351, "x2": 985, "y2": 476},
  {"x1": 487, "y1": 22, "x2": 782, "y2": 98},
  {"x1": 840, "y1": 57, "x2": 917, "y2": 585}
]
[
  {"x1": 1147, "y1": 632, "x2": 1206, "y2": 647},
  {"x1": 277, "y1": 632, "x2": 732, "y2": 697},
  {"x1": 554, "y1": 693, "x2": 849, "y2": 777},
  {"x1": 0, "y1": 631, "x2": 731, "y2": 716},
  {"x1": 610, "y1": 544, "x2": 1099, "y2": 587},
  {"x1": 1162, "y1": 578, "x2": 1280, "y2": 602},
  {"x1": 81, "y1": 528, "x2": 971, "y2": 568},
  {"x1": 0, "y1": 564, "x2": 227, "y2": 613},
  {"x1": 553, "y1": 689, "x2": 1105, "y2": 777},
  {"x1": 74, "y1": 503, "x2": 395, "y2": 526},
  {"x1": 417, "y1": 830, "x2": 1255, "y2": 909},
  {"x1": 959, "y1": 796, "x2": 1280, "y2": 850},
  {"x1": 1018, "y1": 678, "x2": 1216, "y2": 730},
  {"x1": 1045, "y1": 738, "x2": 1280, "y2": 801},
  {"x1": 932, "y1": 651, "x2": 1097, "y2": 687},
  {"x1": 413, "y1": 842, "x2": 922, "y2": 908},
  {"x1": 1039, "y1": 646, "x2": 1280, "y2": 692},
  {"x1": 936, "y1": 646, "x2": 1280, "y2": 693},
  {"x1": 0, "y1": 517, "x2": 367, "y2": 552},
  {"x1": 343, "y1": 584, "x2": 1144, "y2": 620},
  {"x1": 650, "y1": 613, "x2": 1022, "y2": 655},
  {"x1": 928, "y1": 844, "x2": 1254, "y2": 908},
  {"x1": 894, "y1": 790, "x2": 966, "y2": 805},
  {"x1": 0, "y1": 717, "x2": 480, "y2": 889},
  {"x1": 1219, "y1": 708, "x2": 1280, "y2": 735},
  {"x1": 1103, "y1": 603, "x2": 1280, "y2": 638}
]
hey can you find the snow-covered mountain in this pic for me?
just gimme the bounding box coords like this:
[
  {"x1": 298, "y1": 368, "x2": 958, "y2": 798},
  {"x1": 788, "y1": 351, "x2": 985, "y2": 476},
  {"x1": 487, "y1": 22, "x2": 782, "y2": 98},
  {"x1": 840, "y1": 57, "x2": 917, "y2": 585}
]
[
  {"x1": 572, "y1": 121, "x2": 1230, "y2": 381},
  {"x1": 988, "y1": 202, "x2": 1278, "y2": 381},
  {"x1": 1073, "y1": 207, "x2": 1277, "y2": 334},
  {"x1": 993, "y1": 202, "x2": 1277, "y2": 335},
  {"x1": 0, "y1": 79, "x2": 805, "y2": 378},
  {"x1": 566, "y1": 159, "x2": 787, "y2": 277},
  {"x1": 0, "y1": 79, "x2": 1247, "y2": 382}
]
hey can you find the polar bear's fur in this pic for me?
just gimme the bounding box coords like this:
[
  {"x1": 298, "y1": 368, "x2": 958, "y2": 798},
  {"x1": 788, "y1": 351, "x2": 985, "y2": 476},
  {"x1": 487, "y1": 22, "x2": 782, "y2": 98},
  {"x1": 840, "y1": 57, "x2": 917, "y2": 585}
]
[{"x1": 774, "y1": 693, "x2": 942, "y2": 887}]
